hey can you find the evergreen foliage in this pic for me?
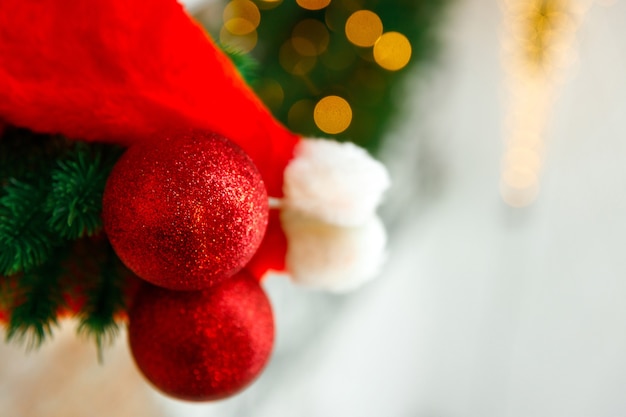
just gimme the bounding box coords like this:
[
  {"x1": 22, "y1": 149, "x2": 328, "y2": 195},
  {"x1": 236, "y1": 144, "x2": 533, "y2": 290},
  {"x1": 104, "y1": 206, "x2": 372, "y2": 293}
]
[
  {"x1": 5, "y1": 246, "x2": 68, "y2": 348},
  {"x1": 47, "y1": 143, "x2": 121, "y2": 239},
  {"x1": 0, "y1": 126, "x2": 128, "y2": 349},
  {"x1": 76, "y1": 242, "x2": 129, "y2": 361},
  {"x1": 0, "y1": 177, "x2": 56, "y2": 276}
]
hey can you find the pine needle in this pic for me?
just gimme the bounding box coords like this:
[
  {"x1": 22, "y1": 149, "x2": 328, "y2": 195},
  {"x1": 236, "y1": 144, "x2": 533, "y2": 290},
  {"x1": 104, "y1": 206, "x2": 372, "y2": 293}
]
[
  {"x1": 0, "y1": 178, "x2": 56, "y2": 275},
  {"x1": 47, "y1": 144, "x2": 121, "y2": 239},
  {"x1": 76, "y1": 242, "x2": 127, "y2": 362},
  {"x1": 5, "y1": 249, "x2": 68, "y2": 348}
]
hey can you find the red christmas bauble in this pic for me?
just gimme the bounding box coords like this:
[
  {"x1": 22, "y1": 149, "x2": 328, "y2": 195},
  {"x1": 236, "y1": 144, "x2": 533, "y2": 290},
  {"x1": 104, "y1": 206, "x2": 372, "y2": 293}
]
[
  {"x1": 128, "y1": 271, "x2": 274, "y2": 401},
  {"x1": 103, "y1": 132, "x2": 269, "y2": 290}
]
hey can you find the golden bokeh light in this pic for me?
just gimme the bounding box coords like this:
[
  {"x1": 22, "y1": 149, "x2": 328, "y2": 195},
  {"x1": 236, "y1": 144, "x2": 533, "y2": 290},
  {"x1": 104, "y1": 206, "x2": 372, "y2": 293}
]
[
  {"x1": 219, "y1": 26, "x2": 258, "y2": 53},
  {"x1": 296, "y1": 0, "x2": 331, "y2": 11},
  {"x1": 223, "y1": 0, "x2": 261, "y2": 35},
  {"x1": 292, "y1": 19, "x2": 330, "y2": 57},
  {"x1": 345, "y1": 10, "x2": 383, "y2": 47},
  {"x1": 373, "y1": 32, "x2": 412, "y2": 71},
  {"x1": 279, "y1": 40, "x2": 317, "y2": 75},
  {"x1": 314, "y1": 96, "x2": 352, "y2": 134}
]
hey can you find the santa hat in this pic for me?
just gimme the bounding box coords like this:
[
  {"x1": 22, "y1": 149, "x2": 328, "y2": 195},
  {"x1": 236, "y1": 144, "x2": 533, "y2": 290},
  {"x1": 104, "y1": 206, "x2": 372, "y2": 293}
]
[{"x1": 0, "y1": 0, "x2": 389, "y2": 292}]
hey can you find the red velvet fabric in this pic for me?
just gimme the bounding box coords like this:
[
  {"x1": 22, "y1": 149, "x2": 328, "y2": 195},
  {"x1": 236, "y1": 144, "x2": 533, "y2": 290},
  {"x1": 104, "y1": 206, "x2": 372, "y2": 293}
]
[
  {"x1": 0, "y1": 0, "x2": 299, "y2": 198},
  {"x1": 0, "y1": 0, "x2": 293, "y2": 279}
]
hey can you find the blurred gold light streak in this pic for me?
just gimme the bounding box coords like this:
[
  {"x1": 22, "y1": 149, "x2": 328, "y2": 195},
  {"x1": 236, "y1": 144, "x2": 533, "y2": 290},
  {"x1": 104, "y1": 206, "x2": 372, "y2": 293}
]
[{"x1": 500, "y1": 0, "x2": 590, "y2": 207}]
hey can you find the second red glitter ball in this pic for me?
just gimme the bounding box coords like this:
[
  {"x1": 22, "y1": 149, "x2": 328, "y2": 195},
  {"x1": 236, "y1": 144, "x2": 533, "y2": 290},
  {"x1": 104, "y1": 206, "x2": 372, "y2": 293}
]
[{"x1": 128, "y1": 271, "x2": 275, "y2": 401}]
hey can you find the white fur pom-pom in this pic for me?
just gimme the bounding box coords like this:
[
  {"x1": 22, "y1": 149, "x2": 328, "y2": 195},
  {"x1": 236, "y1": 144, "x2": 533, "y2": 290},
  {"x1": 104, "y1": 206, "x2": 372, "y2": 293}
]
[
  {"x1": 283, "y1": 138, "x2": 390, "y2": 226},
  {"x1": 281, "y1": 209, "x2": 387, "y2": 292}
]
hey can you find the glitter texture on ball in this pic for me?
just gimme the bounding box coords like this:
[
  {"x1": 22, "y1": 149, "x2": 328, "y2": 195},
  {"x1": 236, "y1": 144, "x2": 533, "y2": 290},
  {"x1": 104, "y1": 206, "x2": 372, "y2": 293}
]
[
  {"x1": 103, "y1": 132, "x2": 269, "y2": 290},
  {"x1": 128, "y1": 271, "x2": 275, "y2": 401}
]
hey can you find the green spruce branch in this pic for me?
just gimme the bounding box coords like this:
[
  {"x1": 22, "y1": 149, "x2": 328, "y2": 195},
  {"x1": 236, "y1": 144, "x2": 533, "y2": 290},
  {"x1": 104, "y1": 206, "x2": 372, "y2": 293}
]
[
  {"x1": 5, "y1": 246, "x2": 69, "y2": 348},
  {"x1": 0, "y1": 129, "x2": 122, "y2": 276},
  {"x1": 77, "y1": 242, "x2": 128, "y2": 362},
  {"x1": 47, "y1": 143, "x2": 122, "y2": 240},
  {"x1": 1, "y1": 126, "x2": 126, "y2": 350},
  {"x1": 0, "y1": 177, "x2": 57, "y2": 276}
]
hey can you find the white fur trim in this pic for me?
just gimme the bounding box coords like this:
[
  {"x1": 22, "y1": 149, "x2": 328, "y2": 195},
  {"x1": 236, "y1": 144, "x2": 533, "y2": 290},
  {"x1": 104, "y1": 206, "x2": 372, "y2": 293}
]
[
  {"x1": 281, "y1": 209, "x2": 387, "y2": 292},
  {"x1": 283, "y1": 138, "x2": 390, "y2": 227}
]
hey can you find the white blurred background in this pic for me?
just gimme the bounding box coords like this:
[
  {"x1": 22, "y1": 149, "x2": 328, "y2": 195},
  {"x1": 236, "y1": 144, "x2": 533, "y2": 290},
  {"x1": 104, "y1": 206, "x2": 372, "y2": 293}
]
[{"x1": 2, "y1": 0, "x2": 626, "y2": 416}]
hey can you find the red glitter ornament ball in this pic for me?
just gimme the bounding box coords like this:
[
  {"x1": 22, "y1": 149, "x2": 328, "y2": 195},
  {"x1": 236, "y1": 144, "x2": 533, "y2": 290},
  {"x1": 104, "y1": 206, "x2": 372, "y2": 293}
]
[
  {"x1": 103, "y1": 132, "x2": 269, "y2": 290},
  {"x1": 128, "y1": 271, "x2": 275, "y2": 401}
]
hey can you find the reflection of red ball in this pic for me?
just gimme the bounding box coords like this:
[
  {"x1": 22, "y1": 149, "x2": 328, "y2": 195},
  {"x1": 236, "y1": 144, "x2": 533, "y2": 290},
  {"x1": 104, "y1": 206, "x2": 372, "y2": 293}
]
[
  {"x1": 128, "y1": 271, "x2": 274, "y2": 401},
  {"x1": 103, "y1": 132, "x2": 269, "y2": 290}
]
